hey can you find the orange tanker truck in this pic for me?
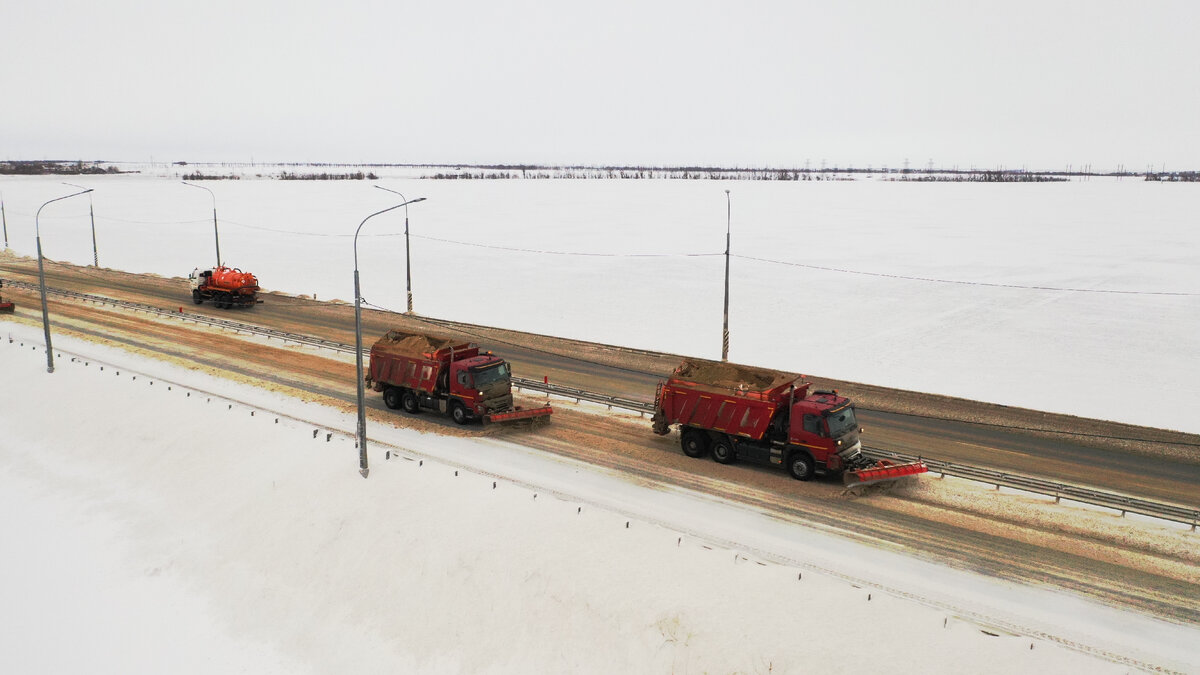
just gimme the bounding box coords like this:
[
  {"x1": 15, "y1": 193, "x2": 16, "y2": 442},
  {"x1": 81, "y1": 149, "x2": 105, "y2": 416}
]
[
  {"x1": 366, "y1": 329, "x2": 552, "y2": 426},
  {"x1": 651, "y1": 358, "x2": 927, "y2": 487},
  {"x1": 189, "y1": 266, "x2": 260, "y2": 308}
]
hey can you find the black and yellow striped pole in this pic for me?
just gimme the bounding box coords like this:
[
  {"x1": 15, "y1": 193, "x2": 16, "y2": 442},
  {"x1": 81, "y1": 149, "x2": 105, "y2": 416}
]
[{"x1": 722, "y1": 190, "x2": 731, "y2": 362}]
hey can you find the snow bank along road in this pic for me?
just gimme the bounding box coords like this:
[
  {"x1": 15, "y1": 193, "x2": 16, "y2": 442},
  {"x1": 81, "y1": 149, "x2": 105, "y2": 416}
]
[{"x1": 2, "y1": 256, "x2": 1199, "y2": 626}]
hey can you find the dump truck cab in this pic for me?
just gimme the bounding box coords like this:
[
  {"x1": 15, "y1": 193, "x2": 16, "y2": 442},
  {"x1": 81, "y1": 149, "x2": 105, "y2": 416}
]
[
  {"x1": 788, "y1": 389, "x2": 863, "y2": 474},
  {"x1": 447, "y1": 354, "x2": 515, "y2": 421}
]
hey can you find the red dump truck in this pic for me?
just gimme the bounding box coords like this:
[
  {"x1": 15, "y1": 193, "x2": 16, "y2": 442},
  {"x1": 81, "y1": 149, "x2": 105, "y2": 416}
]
[
  {"x1": 189, "y1": 266, "x2": 261, "y2": 308},
  {"x1": 651, "y1": 359, "x2": 926, "y2": 487},
  {"x1": 0, "y1": 279, "x2": 13, "y2": 313},
  {"x1": 366, "y1": 329, "x2": 552, "y2": 425}
]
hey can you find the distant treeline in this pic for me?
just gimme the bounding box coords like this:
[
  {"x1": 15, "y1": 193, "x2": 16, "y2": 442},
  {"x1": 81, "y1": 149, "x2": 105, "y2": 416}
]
[
  {"x1": 425, "y1": 168, "x2": 852, "y2": 181},
  {"x1": 0, "y1": 160, "x2": 127, "y2": 175},
  {"x1": 279, "y1": 171, "x2": 378, "y2": 180},
  {"x1": 1145, "y1": 172, "x2": 1199, "y2": 182},
  {"x1": 181, "y1": 172, "x2": 242, "y2": 180},
  {"x1": 893, "y1": 172, "x2": 1069, "y2": 183}
]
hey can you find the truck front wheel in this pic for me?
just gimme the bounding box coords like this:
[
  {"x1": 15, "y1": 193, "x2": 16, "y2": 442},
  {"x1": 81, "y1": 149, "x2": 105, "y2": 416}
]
[
  {"x1": 192, "y1": 290, "x2": 203, "y2": 305},
  {"x1": 787, "y1": 451, "x2": 815, "y2": 481},
  {"x1": 711, "y1": 438, "x2": 736, "y2": 465},
  {"x1": 401, "y1": 390, "x2": 420, "y2": 414},
  {"x1": 383, "y1": 388, "x2": 402, "y2": 410},
  {"x1": 680, "y1": 429, "x2": 709, "y2": 458},
  {"x1": 450, "y1": 401, "x2": 470, "y2": 425}
]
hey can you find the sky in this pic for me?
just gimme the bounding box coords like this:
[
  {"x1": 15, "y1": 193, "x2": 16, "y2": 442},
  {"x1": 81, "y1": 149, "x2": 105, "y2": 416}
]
[{"x1": 2, "y1": 1, "x2": 1198, "y2": 171}]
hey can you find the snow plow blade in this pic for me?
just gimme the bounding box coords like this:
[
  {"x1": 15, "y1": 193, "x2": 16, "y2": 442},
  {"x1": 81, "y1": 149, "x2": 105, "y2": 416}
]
[
  {"x1": 843, "y1": 459, "x2": 928, "y2": 488},
  {"x1": 483, "y1": 405, "x2": 553, "y2": 425},
  {"x1": 0, "y1": 302, "x2": 13, "y2": 313}
]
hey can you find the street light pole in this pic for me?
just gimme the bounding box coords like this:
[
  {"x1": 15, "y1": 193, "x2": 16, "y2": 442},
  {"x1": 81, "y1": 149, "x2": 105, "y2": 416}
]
[
  {"x1": 374, "y1": 186, "x2": 427, "y2": 313},
  {"x1": 1, "y1": 190, "x2": 8, "y2": 249},
  {"x1": 722, "y1": 190, "x2": 731, "y2": 362},
  {"x1": 63, "y1": 182, "x2": 99, "y2": 266},
  {"x1": 354, "y1": 198, "x2": 425, "y2": 479},
  {"x1": 36, "y1": 187, "x2": 94, "y2": 373},
  {"x1": 182, "y1": 181, "x2": 221, "y2": 267}
]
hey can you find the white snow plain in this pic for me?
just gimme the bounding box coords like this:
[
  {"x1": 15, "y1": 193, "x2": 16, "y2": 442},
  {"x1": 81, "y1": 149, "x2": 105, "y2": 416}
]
[
  {"x1": 3, "y1": 321, "x2": 1197, "y2": 674},
  {"x1": 1, "y1": 167, "x2": 1197, "y2": 432}
]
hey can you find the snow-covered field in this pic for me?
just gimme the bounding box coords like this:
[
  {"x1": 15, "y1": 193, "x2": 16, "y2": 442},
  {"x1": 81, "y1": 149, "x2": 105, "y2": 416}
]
[
  {"x1": 2, "y1": 166, "x2": 1195, "y2": 433},
  {"x1": 2, "y1": 167, "x2": 1197, "y2": 432},
  {"x1": 3, "y1": 321, "x2": 1197, "y2": 673}
]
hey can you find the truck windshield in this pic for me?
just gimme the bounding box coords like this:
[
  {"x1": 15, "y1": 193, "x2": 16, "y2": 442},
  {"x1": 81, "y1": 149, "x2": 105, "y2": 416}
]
[
  {"x1": 471, "y1": 362, "x2": 510, "y2": 388},
  {"x1": 825, "y1": 406, "x2": 858, "y2": 437}
]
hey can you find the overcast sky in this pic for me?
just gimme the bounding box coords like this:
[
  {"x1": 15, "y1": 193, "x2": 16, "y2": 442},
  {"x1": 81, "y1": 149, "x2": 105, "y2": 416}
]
[{"x1": 3, "y1": 1, "x2": 1196, "y2": 170}]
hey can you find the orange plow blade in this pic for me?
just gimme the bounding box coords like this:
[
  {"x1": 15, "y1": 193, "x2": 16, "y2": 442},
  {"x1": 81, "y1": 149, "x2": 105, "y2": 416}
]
[
  {"x1": 843, "y1": 459, "x2": 928, "y2": 488},
  {"x1": 483, "y1": 405, "x2": 553, "y2": 425}
]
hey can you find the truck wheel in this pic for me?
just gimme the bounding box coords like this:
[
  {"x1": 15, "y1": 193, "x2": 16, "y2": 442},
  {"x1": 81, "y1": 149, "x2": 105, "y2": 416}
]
[
  {"x1": 401, "y1": 390, "x2": 419, "y2": 414},
  {"x1": 787, "y1": 451, "x2": 815, "y2": 481},
  {"x1": 192, "y1": 290, "x2": 203, "y2": 305},
  {"x1": 680, "y1": 429, "x2": 709, "y2": 458},
  {"x1": 711, "y1": 439, "x2": 736, "y2": 465},
  {"x1": 450, "y1": 402, "x2": 470, "y2": 425},
  {"x1": 383, "y1": 388, "x2": 402, "y2": 410}
]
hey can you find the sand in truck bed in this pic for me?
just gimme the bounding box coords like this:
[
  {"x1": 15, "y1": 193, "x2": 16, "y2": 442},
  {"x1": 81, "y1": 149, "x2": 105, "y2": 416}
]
[
  {"x1": 371, "y1": 330, "x2": 465, "y2": 357},
  {"x1": 671, "y1": 358, "x2": 799, "y2": 393}
]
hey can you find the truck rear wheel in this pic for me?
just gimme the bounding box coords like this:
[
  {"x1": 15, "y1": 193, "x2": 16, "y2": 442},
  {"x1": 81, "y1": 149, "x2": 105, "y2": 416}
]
[
  {"x1": 383, "y1": 388, "x2": 402, "y2": 410},
  {"x1": 711, "y1": 438, "x2": 736, "y2": 465},
  {"x1": 450, "y1": 401, "x2": 469, "y2": 425},
  {"x1": 787, "y1": 451, "x2": 815, "y2": 481},
  {"x1": 401, "y1": 390, "x2": 419, "y2": 414},
  {"x1": 680, "y1": 429, "x2": 709, "y2": 458}
]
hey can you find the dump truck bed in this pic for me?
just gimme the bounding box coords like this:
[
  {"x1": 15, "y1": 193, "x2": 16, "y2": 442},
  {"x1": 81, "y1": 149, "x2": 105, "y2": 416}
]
[
  {"x1": 367, "y1": 330, "x2": 479, "y2": 395},
  {"x1": 667, "y1": 358, "x2": 801, "y2": 401}
]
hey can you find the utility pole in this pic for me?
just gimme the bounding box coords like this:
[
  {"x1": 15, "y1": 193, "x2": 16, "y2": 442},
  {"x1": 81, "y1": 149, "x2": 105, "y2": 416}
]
[
  {"x1": 1, "y1": 191, "x2": 8, "y2": 249},
  {"x1": 182, "y1": 181, "x2": 221, "y2": 267},
  {"x1": 373, "y1": 186, "x2": 426, "y2": 313},
  {"x1": 64, "y1": 182, "x2": 98, "y2": 266},
  {"x1": 88, "y1": 195, "x2": 98, "y2": 266},
  {"x1": 722, "y1": 190, "x2": 731, "y2": 362}
]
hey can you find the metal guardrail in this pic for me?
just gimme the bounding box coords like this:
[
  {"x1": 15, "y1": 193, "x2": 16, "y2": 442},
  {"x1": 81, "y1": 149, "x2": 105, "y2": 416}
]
[
  {"x1": 3, "y1": 278, "x2": 352, "y2": 353},
  {"x1": 8, "y1": 277, "x2": 1198, "y2": 530},
  {"x1": 864, "y1": 446, "x2": 1200, "y2": 530},
  {"x1": 512, "y1": 376, "x2": 655, "y2": 414}
]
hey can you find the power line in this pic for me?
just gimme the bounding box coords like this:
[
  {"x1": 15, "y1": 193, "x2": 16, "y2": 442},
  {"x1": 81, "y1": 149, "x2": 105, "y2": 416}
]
[
  {"x1": 409, "y1": 233, "x2": 722, "y2": 258},
  {"x1": 734, "y1": 254, "x2": 1200, "y2": 297},
  {"x1": 220, "y1": 219, "x2": 723, "y2": 257},
  {"x1": 359, "y1": 299, "x2": 667, "y2": 378}
]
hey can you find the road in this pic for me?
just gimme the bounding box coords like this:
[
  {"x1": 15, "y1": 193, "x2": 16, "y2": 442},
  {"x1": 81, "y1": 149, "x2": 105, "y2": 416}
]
[{"x1": 2, "y1": 253, "x2": 1199, "y2": 626}]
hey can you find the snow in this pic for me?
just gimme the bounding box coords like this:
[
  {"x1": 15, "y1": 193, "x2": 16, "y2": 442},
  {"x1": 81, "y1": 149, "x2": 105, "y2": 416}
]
[
  {"x1": 3, "y1": 321, "x2": 1198, "y2": 673},
  {"x1": 1, "y1": 168, "x2": 1197, "y2": 433}
]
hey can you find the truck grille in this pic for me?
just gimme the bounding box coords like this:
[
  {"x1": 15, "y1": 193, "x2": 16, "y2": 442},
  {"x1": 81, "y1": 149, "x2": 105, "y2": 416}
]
[{"x1": 483, "y1": 394, "x2": 513, "y2": 412}]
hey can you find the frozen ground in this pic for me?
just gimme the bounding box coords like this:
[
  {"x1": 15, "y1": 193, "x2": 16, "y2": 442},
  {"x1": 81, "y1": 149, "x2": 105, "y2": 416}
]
[
  {"x1": 1, "y1": 168, "x2": 1197, "y2": 436},
  {"x1": 3, "y1": 321, "x2": 1197, "y2": 673}
]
